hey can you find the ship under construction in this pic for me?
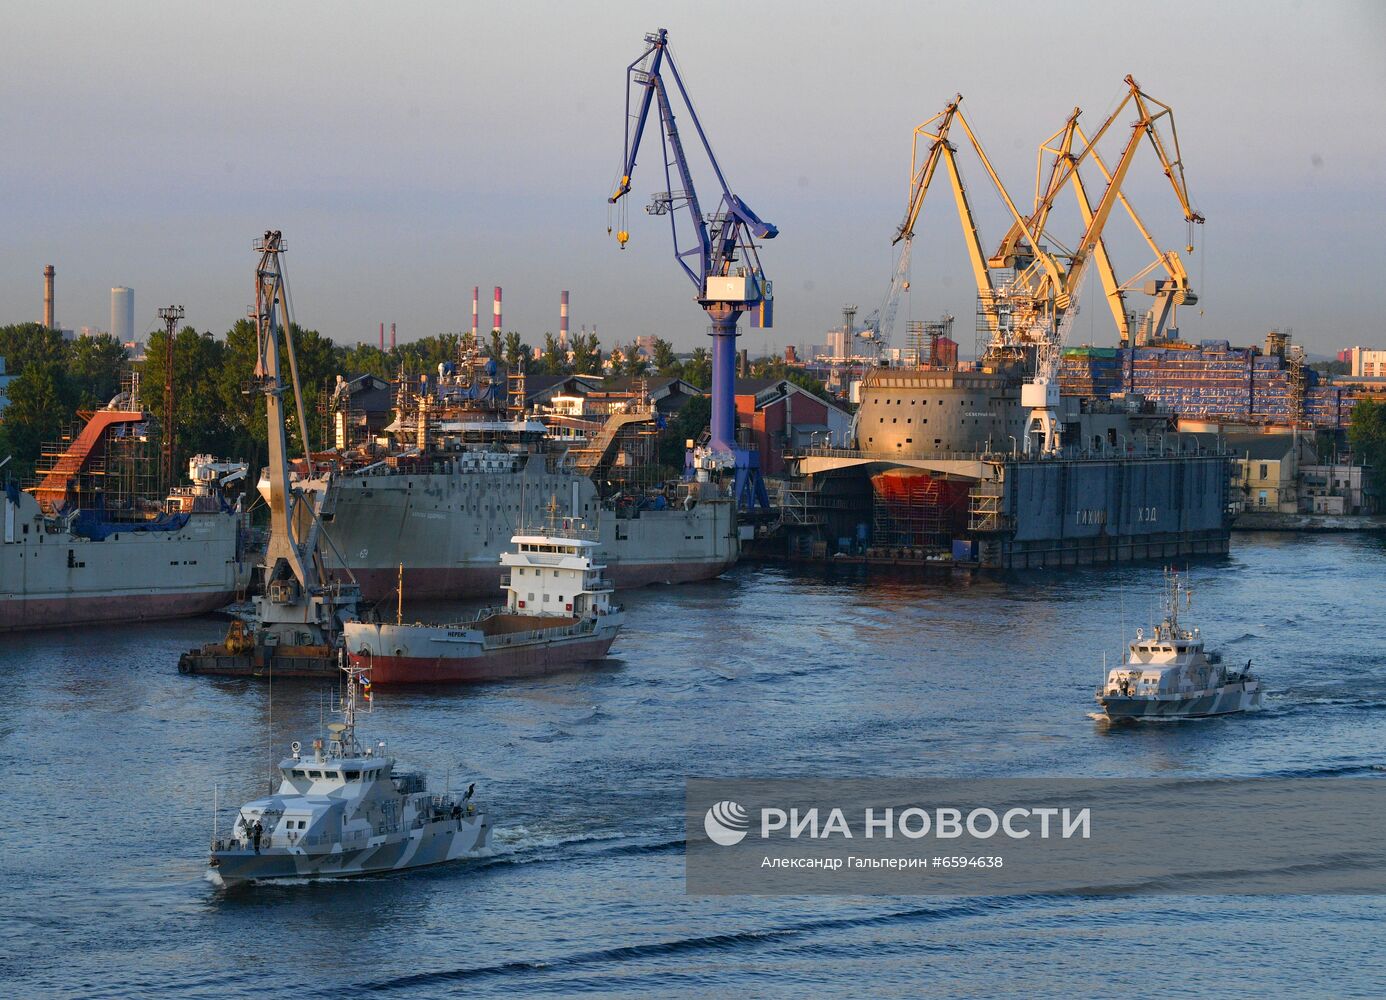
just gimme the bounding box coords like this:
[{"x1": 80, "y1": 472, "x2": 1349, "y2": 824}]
[{"x1": 773, "y1": 75, "x2": 1234, "y2": 570}]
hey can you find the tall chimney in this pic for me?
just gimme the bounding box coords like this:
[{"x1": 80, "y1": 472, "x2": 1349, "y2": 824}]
[
  {"x1": 390, "y1": 322, "x2": 396, "y2": 351},
  {"x1": 43, "y1": 265, "x2": 55, "y2": 329},
  {"x1": 493, "y1": 286, "x2": 502, "y2": 332},
  {"x1": 379, "y1": 321, "x2": 385, "y2": 351},
  {"x1": 472, "y1": 287, "x2": 479, "y2": 339},
  {"x1": 560, "y1": 290, "x2": 569, "y2": 348}
]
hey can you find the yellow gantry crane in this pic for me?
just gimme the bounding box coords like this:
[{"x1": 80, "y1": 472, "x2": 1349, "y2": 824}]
[
  {"x1": 894, "y1": 76, "x2": 1203, "y2": 454},
  {"x1": 896, "y1": 77, "x2": 1203, "y2": 353}
]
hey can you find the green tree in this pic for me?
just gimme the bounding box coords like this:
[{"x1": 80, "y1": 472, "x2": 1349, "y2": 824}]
[
  {"x1": 682, "y1": 346, "x2": 711, "y2": 388},
  {"x1": 503, "y1": 331, "x2": 527, "y2": 370},
  {"x1": 340, "y1": 342, "x2": 392, "y2": 380},
  {"x1": 487, "y1": 329, "x2": 504, "y2": 362},
  {"x1": 571, "y1": 332, "x2": 602, "y2": 375},
  {"x1": 657, "y1": 394, "x2": 711, "y2": 470},
  {"x1": 651, "y1": 337, "x2": 680, "y2": 377},
  {"x1": 623, "y1": 341, "x2": 650, "y2": 377},
  {"x1": 1347, "y1": 397, "x2": 1386, "y2": 505},
  {"x1": 141, "y1": 326, "x2": 235, "y2": 473},
  {"x1": 0, "y1": 325, "x2": 103, "y2": 475},
  {"x1": 215, "y1": 319, "x2": 340, "y2": 462},
  {"x1": 66, "y1": 334, "x2": 127, "y2": 409},
  {"x1": 0, "y1": 323, "x2": 66, "y2": 375},
  {"x1": 539, "y1": 332, "x2": 568, "y2": 376},
  {"x1": 1, "y1": 363, "x2": 67, "y2": 475}
]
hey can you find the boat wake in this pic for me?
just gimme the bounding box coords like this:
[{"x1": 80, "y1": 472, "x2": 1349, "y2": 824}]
[{"x1": 347, "y1": 900, "x2": 998, "y2": 993}]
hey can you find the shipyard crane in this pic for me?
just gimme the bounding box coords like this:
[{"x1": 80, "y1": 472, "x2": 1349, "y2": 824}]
[
  {"x1": 894, "y1": 80, "x2": 1201, "y2": 454},
  {"x1": 860, "y1": 238, "x2": 912, "y2": 352},
  {"x1": 608, "y1": 27, "x2": 776, "y2": 508},
  {"x1": 1006, "y1": 77, "x2": 1203, "y2": 454},
  {"x1": 249, "y1": 230, "x2": 359, "y2": 648},
  {"x1": 893, "y1": 96, "x2": 1004, "y2": 338},
  {"x1": 995, "y1": 95, "x2": 1204, "y2": 347}
]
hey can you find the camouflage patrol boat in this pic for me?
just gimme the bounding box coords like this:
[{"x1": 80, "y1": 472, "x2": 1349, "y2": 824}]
[
  {"x1": 1097, "y1": 570, "x2": 1262, "y2": 721},
  {"x1": 209, "y1": 661, "x2": 490, "y2": 882}
]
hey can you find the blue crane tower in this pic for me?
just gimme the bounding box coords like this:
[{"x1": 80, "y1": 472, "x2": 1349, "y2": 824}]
[{"x1": 609, "y1": 27, "x2": 775, "y2": 509}]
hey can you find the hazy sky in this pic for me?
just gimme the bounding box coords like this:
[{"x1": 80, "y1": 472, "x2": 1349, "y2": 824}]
[{"x1": 2, "y1": 0, "x2": 1383, "y2": 357}]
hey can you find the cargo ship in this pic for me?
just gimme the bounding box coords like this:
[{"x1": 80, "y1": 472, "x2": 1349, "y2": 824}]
[
  {"x1": 344, "y1": 514, "x2": 623, "y2": 683},
  {"x1": 313, "y1": 358, "x2": 738, "y2": 604},
  {"x1": 1, "y1": 401, "x2": 249, "y2": 632}
]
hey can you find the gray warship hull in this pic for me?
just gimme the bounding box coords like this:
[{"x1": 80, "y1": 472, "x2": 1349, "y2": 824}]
[
  {"x1": 2, "y1": 487, "x2": 243, "y2": 632},
  {"x1": 211, "y1": 813, "x2": 490, "y2": 882},
  {"x1": 318, "y1": 456, "x2": 738, "y2": 601},
  {"x1": 1098, "y1": 683, "x2": 1262, "y2": 720}
]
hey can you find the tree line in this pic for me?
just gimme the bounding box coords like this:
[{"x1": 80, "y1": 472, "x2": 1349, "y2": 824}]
[{"x1": 0, "y1": 321, "x2": 830, "y2": 480}]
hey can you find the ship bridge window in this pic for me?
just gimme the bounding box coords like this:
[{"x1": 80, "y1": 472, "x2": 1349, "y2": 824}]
[{"x1": 308, "y1": 770, "x2": 322, "y2": 779}]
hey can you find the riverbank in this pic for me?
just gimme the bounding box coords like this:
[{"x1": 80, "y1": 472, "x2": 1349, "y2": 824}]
[{"x1": 1233, "y1": 511, "x2": 1386, "y2": 532}]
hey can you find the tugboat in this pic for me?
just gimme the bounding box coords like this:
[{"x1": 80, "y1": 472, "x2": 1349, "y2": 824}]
[
  {"x1": 1096, "y1": 570, "x2": 1262, "y2": 721},
  {"x1": 343, "y1": 505, "x2": 624, "y2": 684},
  {"x1": 209, "y1": 660, "x2": 490, "y2": 883}
]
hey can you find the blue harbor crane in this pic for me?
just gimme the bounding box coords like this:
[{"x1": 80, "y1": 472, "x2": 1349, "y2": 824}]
[{"x1": 608, "y1": 27, "x2": 775, "y2": 508}]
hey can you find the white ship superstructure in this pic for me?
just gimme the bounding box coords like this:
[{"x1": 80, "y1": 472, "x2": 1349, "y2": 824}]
[
  {"x1": 344, "y1": 511, "x2": 624, "y2": 683},
  {"x1": 1097, "y1": 571, "x2": 1261, "y2": 720},
  {"x1": 209, "y1": 662, "x2": 490, "y2": 882}
]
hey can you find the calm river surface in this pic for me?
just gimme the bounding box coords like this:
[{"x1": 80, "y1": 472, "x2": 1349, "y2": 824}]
[{"x1": 3, "y1": 532, "x2": 1385, "y2": 998}]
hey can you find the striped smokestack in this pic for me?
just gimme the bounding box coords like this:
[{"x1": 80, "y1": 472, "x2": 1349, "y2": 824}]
[
  {"x1": 379, "y1": 322, "x2": 385, "y2": 351},
  {"x1": 560, "y1": 290, "x2": 569, "y2": 348},
  {"x1": 43, "y1": 265, "x2": 55, "y2": 329},
  {"x1": 493, "y1": 286, "x2": 502, "y2": 332},
  {"x1": 472, "y1": 286, "x2": 479, "y2": 339},
  {"x1": 390, "y1": 322, "x2": 396, "y2": 351}
]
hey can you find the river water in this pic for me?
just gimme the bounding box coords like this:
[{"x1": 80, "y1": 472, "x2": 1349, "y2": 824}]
[{"x1": 3, "y1": 532, "x2": 1384, "y2": 998}]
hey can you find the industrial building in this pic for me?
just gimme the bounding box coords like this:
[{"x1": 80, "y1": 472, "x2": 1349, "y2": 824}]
[
  {"x1": 733, "y1": 378, "x2": 853, "y2": 477},
  {"x1": 1059, "y1": 334, "x2": 1359, "y2": 429}
]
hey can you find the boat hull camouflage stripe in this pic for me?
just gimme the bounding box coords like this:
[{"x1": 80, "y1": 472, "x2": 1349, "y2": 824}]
[
  {"x1": 211, "y1": 816, "x2": 490, "y2": 882},
  {"x1": 1099, "y1": 686, "x2": 1262, "y2": 719}
]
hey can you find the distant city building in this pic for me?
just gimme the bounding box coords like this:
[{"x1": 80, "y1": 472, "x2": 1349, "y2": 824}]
[
  {"x1": 634, "y1": 335, "x2": 658, "y2": 358},
  {"x1": 1348, "y1": 346, "x2": 1386, "y2": 378},
  {"x1": 110, "y1": 287, "x2": 134, "y2": 344},
  {"x1": 79, "y1": 326, "x2": 108, "y2": 338},
  {"x1": 825, "y1": 329, "x2": 848, "y2": 360},
  {"x1": 1337, "y1": 348, "x2": 1354, "y2": 365}
]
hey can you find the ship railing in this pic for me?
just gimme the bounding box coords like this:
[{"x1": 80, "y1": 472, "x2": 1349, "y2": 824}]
[
  {"x1": 793, "y1": 443, "x2": 1228, "y2": 464},
  {"x1": 487, "y1": 618, "x2": 599, "y2": 646}
]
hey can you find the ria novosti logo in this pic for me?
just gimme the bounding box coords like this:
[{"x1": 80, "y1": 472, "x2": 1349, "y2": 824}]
[{"x1": 703, "y1": 800, "x2": 751, "y2": 846}]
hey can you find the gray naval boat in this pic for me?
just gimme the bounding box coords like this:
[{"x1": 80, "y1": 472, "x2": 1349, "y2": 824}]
[
  {"x1": 209, "y1": 661, "x2": 490, "y2": 882},
  {"x1": 1097, "y1": 570, "x2": 1262, "y2": 721}
]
